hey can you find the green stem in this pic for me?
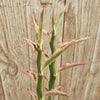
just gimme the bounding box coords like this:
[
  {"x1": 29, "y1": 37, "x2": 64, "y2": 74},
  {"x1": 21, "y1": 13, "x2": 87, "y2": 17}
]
[
  {"x1": 37, "y1": 7, "x2": 44, "y2": 100},
  {"x1": 48, "y1": 32, "x2": 56, "y2": 100},
  {"x1": 37, "y1": 49, "x2": 43, "y2": 100},
  {"x1": 37, "y1": 74, "x2": 43, "y2": 100}
]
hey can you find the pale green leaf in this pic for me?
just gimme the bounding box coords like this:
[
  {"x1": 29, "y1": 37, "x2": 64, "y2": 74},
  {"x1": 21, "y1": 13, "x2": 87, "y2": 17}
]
[
  {"x1": 59, "y1": 37, "x2": 93, "y2": 48},
  {"x1": 56, "y1": 63, "x2": 85, "y2": 74},
  {"x1": 41, "y1": 44, "x2": 72, "y2": 71},
  {"x1": 54, "y1": 4, "x2": 67, "y2": 34},
  {"x1": 43, "y1": 89, "x2": 69, "y2": 97}
]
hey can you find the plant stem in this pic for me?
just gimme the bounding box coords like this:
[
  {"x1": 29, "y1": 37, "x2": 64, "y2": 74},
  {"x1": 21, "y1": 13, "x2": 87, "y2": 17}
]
[
  {"x1": 48, "y1": 32, "x2": 56, "y2": 100},
  {"x1": 37, "y1": 49, "x2": 43, "y2": 100},
  {"x1": 37, "y1": 7, "x2": 44, "y2": 100}
]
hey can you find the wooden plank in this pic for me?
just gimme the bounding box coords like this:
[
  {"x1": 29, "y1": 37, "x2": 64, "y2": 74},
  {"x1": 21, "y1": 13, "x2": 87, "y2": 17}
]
[
  {"x1": 60, "y1": 0, "x2": 100, "y2": 100},
  {"x1": 84, "y1": 23, "x2": 100, "y2": 100},
  {"x1": 40, "y1": 0, "x2": 53, "y2": 4},
  {"x1": 59, "y1": 1, "x2": 77, "y2": 100},
  {"x1": 0, "y1": 75, "x2": 5, "y2": 100},
  {"x1": 0, "y1": 0, "x2": 99, "y2": 100},
  {"x1": 0, "y1": 0, "x2": 31, "y2": 100}
]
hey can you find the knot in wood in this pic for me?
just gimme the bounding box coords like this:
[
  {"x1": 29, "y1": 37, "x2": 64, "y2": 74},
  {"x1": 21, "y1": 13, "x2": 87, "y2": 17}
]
[{"x1": 8, "y1": 63, "x2": 18, "y2": 76}]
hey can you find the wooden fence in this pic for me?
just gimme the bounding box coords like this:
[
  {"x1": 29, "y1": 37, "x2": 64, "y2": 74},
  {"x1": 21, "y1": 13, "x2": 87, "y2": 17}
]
[{"x1": 0, "y1": 0, "x2": 100, "y2": 100}]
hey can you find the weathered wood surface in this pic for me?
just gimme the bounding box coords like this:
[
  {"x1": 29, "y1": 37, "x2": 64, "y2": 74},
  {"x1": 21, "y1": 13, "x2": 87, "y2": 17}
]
[
  {"x1": 60, "y1": 0, "x2": 100, "y2": 100},
  {"x1": 0, "y1": 0, "x2": 100, "y2": 100}
]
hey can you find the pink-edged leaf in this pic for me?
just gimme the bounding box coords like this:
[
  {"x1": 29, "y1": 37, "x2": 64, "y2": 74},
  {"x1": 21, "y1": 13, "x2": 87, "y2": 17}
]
[
  {"x1": 43, "y1": 30, "x2": 51, "y2": 36},
  {"x1": 27, "y1": 88, "x2": 37, "y2": 99},
  {"x1": 57, "y1": 63, "x2": 85, "y2": 73},
  {"x1": 41, "y1": 44, "x2": 72, "y2": 71},
  {"x1": 44, "y1": 88, "x2": 49, "y2": 91},
  {"x1": 44, "y1": 83, "x2": 66, "y2": 92},
  {"x1": 28, "y1": 22, "x2": 33, "y2": 26},
  {"x1": 43, "y1": 89, "x2": 69, "y2": 97},
  {"x1": 21, "y1": 70, "x2": 37, "y2": 83},
  {"x1": 31, "y1": 13, "x2": 39, "y2": 35},
  {"x1": 59, "y1": 37, "x2": 93, "y2": 48},
  {"x1": 43, "y1": 75, "x2": 49, "y2": 82},
  {"x1": 23, "y1": 38, "x2": 38, "y2": 54},
  {"x1": 21, "y1": 70, "x2": 33, "y2": 78},
  {"x1": 54, "y1": 4, "x2": 67, "y2": 34},
  {"x1": 23, "y1": 37, "x2": 49, "y2": 58},
  {"x1": 55, "y1": 83, "x2": 66, "y2": 90},
  {"x1": 28, "y1": 22, "x2": 51, "y2": 36},
  {"x1": 23, "y1": 38, "x2": 36, "y2": 46},
  {"x1": 42, "y1": 49, "x2": 50, "y2": 58},
  {"x1": 31, "y1": 72, "x2": 38, "y2": 80},
  {"x1": 21, "y1": 70, "x2": 48, "y2": 82}
]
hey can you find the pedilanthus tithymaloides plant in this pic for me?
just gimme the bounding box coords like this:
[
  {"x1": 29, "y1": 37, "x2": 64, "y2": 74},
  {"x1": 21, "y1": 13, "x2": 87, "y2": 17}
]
[{"x1": 21, "y1": 5, "x2": 92, "y2": 100}]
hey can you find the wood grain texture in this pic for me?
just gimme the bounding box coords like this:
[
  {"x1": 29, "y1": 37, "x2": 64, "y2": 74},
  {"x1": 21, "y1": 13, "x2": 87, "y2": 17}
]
[
  {"x1": 0, "y1": 0, "x2": 100, "y2": 100},
  {"x1": 0, "y1": 75, "x2": 5, "y2": 100},
  {"x1": 60, "y1": 0, "x2": 100, "y2": 100},
  {"x1": 0, "y1": 0, "x2": 31, "y2": 100}
]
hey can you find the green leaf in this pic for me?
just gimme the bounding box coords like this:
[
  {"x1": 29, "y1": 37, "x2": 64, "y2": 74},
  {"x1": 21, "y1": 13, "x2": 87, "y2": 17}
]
[
  {"x1": 54, "y1": 4, "x2": 67, "y2": 34},
  {"x1": 56, "y1": 63, "x2": 85, "y2": 74},
  {"x1": 41, "y1": 44, "x2": 72, "y2": 71}
]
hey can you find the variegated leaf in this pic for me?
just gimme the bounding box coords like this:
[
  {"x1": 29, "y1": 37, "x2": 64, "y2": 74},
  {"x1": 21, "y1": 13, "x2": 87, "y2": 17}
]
[
  {"x1": 44, "y1": 88, "x2": 49, "y2": 91},
  {"x1": 43, "y1": 75, "x2": 49, "y2": 82},
  {"x1": 59, "y1": 37, "x2": 93, "y2": 48},
  {"x1": 54, "y1": 4, "x2": 67, "y2": 34},
  {"x1": 27, "y1": 88, "x2": 37, "y2": 100},
  {"x1": 55, "y1": 83, "x2": 66, "y2": 90},
  {"x1": 57, "y1": 63, "x2": 85, "y2": 73},
  {"x1": 43, "y1": 89, "x2": 69, "y2": 97},
  {"x1": 44, "y1": 84, "x2": 66, "y2": 91},
  {"x1": 31, "y1": 13, "x2": 39, "y2": 35},
  {"x1": 23, "y1": 38, "x2": 38, "y2": 54},
  {"x1": 21, "y1": 70, "x2": 48, "y2": 82},
  {"x1": 42, "y1": 49, "x2": 50, "y2": 58},
  {"x1": 41, "y1": 44, "x2": 72, "y2": 71},
  {"x1": 28, "y1": 22, "x2": 51, "y2": 37},
  {"x1": 21, "y1": 70, "x2": 37, "y2": 83},
  {"x1": 23, "y1": 38, "x2": 49, "y2": 58},
  {"x1": 31, "y1": 11, "x2": 51, "y2": 40}
]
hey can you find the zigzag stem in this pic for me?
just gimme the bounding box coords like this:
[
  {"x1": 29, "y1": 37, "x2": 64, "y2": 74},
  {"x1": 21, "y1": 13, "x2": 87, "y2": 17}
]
[
  {"x1": 37, "y1": 49, "x2": 43, "y2": 100},
  {"x1": 48, "y1": 31, "x2": 56, "y2": 100}
]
